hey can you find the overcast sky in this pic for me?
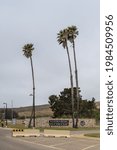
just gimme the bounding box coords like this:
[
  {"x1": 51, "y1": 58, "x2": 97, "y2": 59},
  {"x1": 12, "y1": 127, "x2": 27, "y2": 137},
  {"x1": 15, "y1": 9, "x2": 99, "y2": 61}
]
[{"x1": 0, "y1": 0, "x2": 100, "y2": 108}]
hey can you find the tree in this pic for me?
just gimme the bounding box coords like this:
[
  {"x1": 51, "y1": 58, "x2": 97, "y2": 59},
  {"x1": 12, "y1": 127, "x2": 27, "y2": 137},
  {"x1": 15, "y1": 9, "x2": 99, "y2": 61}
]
[
  {"x1": 57, "y1": 29, "x2": 75, "y2": 127},
  {"x1": 67, "y1": 25, "x2": 79, "y2": 128},
  {"x1": 49, "y1": 88, "x2": 98, "y2": 120},
  {"x1": 22, "y1": 43, "x2": 36, "y2": 128},
  {"x1": 49, "y1": 95, "x2": 65, "y2": 118},
  {"x1": 0, "y1": 109, "x2": 18, "y2": 120},
  {"x1": 49, "y1": 88, "x2": 81, "y2": 118}
]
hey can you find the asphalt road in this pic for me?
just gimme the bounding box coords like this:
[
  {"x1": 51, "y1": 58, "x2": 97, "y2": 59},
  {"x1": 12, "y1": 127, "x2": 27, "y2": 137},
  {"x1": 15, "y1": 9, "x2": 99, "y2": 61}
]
[
  {"x1": 0, "y1": 128, "x2": 53, "y2": 150},
  {"x1": 0, "y1": 128, "x2": 100, "y2": 150}
]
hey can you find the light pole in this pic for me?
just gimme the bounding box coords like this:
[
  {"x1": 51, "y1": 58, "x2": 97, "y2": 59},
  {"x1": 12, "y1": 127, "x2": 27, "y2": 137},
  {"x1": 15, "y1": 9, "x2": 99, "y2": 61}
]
[
  {"x1": 11, "y1": 100, "x2": 14, "y2": 124},
  {"x1": 3, "y1": 102, "x2": 7, "y2": 127}
]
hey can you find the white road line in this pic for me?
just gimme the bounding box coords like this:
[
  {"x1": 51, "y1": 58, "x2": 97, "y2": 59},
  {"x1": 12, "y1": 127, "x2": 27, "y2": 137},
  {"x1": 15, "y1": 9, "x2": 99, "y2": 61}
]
[
  {"x1": 31, "y1": 142, "x2": 65, "y2": 150},
  {"x1": 51, "y1": 141, "x2": 74, "y2": 147},
  {"x1": 81, "y1": 144, "x2": 99, "y2": 150},
  {"x1": 10, "y1": 137, "x2": 65, "y2": 150}
]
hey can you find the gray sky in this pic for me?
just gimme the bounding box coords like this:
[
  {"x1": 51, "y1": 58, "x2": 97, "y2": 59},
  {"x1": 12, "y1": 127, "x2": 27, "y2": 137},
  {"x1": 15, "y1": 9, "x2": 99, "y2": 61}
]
[{"x1": 0, "y1": 0, "x2": 100, "y2": 108}]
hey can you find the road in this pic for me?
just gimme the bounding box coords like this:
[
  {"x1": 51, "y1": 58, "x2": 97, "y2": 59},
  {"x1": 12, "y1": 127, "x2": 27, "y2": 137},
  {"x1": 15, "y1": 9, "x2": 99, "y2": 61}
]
[
  {"x1": 0, "y1": 128, "x2": 99, "y2": 150},
  {"x1": 0, "y1": 128, "x2": 53, "y2": 150}
]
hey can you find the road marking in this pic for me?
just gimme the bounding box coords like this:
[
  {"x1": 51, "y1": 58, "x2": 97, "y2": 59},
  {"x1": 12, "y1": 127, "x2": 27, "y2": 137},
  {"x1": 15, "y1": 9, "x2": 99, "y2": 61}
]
[
  {"x1": 50, "y1": 137, "x2": 89, "y2": 147},
  {"x1": 11, "y1": 137, "x2": 65, "y2": 150},
  {"x1": 81, "y1": 144, "x2": 99, "y2": 150},
  {"x1": 31, "y1": 142, "x2": 65, "y2": 150},
  {"x1": 51, "y1": 141, "x2": 74, "y2": 147}
]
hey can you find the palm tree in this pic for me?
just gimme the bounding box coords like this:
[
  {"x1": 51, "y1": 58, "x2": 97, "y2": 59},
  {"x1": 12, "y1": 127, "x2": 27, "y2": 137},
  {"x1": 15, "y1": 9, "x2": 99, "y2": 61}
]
[
  {"x1": 57, "y1": 29, "x2": 75, "y2": 128},
  {"x1": 22, "y1": 43, "x2": 36, "y2": 128},
  {"x1": 67, "y1": 25, "x2": 79, "y2": 128}
]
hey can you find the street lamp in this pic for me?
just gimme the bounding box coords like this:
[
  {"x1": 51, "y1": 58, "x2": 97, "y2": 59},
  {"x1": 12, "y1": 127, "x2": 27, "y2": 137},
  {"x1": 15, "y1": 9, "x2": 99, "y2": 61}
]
[{"x1": 3, "y1": 102, "x2": 7, "y2": 127}]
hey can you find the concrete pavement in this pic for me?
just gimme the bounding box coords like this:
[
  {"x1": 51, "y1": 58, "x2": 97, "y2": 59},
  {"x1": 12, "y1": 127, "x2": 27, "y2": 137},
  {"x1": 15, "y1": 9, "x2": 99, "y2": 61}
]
[
  {"x1": 19, "y1": 136, "x2": 99, "y2": 150},
  {"x1": 0, "y1": 127, "x2": 100, "y2": 150},
  {"x1": 18, "y1": 129, "x2": 100, "y2": 150}
]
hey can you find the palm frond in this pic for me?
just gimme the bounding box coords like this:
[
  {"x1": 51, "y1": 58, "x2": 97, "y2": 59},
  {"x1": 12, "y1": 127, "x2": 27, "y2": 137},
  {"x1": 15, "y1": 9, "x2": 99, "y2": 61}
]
[
  {"x1": 57, "y1": 29, "x2": 68, "y2": 49},
  {"x1": 67, "y1": 25, "x2": 78, "y2": 43},
  {"x1": 22, "y1": 43, "x2": 34, "y2": 58}
]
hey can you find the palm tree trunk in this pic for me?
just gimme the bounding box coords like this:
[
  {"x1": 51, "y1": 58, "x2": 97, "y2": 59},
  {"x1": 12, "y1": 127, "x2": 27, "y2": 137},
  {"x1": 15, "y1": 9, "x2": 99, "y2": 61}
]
[
  {"x1": 66, "y1": 43, "x2": 75, "y2": 128},
  {"x1": 28, "y1": 109, "x2": 33, "y2": 128},
  {"x1": 30, "y1": 56, "x2": 36, "y2": 128},
  {"x1": 72, "y1": 40, "x2": 80, "y2": 128}
]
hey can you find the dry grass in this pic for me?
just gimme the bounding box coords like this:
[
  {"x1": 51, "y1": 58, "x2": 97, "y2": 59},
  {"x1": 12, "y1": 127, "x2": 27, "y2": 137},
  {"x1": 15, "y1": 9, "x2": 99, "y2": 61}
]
[{"x1": 15, "y1": 104, "x2": 53, "y2": 118}]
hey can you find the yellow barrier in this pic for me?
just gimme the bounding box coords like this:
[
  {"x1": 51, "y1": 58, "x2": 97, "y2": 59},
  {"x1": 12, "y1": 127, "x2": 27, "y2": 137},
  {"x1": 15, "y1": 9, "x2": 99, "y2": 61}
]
[
  {"x1": 12, "y1": 129, "x2": 40, "y2": 137},
  {"x1": 44, "y1": 129, "x2": 70, "y2": 138}
]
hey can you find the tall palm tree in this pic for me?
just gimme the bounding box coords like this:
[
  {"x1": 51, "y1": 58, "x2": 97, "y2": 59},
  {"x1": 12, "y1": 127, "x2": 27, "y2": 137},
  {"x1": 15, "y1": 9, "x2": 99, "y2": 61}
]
[
  {"x1": 57, "y1": 29, "x2": 75, "y2": 128},
  {"x1": 67, "y1": 25, "x2": 79, "y2": 128},
  {"x1": 22, "y1": 43, "x2": 36, "y2": 128}
]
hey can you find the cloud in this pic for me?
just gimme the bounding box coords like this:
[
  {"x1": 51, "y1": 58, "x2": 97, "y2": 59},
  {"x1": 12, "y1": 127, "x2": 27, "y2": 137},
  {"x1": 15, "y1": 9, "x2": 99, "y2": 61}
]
[{"x1": 0, "y1": 0, "x2": 99, "y2": 107}]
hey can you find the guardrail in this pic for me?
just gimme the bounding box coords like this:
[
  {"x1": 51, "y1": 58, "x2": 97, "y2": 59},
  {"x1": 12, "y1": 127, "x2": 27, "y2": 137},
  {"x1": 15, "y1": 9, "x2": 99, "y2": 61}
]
[
  {"x1": 44, "y1": 129, "x2": 70, "y2": 138},
  {"x1": 12, "y1": 129, "x2": 40, "y2": 137}
]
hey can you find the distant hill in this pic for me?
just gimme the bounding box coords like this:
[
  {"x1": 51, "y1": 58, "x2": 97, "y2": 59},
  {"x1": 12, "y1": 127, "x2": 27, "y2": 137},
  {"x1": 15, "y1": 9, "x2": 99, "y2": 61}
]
[
  {"x1": 0, "y1": 101, "x2": 100, "y2": 118},
  {"x1": 14, "y1": 104, "x2": 53, "y2": 118},
  {"x1": 14, "y1": 101, "x2": 100, "y2": 118}
]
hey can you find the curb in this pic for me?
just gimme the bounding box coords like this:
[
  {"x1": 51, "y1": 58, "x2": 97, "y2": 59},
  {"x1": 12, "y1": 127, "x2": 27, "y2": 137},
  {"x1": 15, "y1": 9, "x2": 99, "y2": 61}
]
[{"x1": 71, "y1": 134, "x2": 100, "y2": 140}]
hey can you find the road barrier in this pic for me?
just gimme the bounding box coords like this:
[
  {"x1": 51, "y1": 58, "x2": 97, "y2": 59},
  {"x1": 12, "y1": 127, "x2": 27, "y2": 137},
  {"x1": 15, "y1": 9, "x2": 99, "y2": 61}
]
[
  {"x1": 23, "y1": 129, "x2": 40, "y2": 137},
  {"x1": 12, "y1": 129, "x2": 40, "y2": 137},
  {"x1": 12, "y1": 129, "x2": 24, "y2": 137},
  {"x1": 44, "y1": 129, "x2": 70, "y2": 138}
]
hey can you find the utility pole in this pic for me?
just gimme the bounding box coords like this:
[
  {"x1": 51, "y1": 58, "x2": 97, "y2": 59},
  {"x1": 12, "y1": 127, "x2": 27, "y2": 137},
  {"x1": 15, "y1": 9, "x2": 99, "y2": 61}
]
[
  {"x1": 3, "y1": 102, "x2": 7, "y2": 127},
  {"x1": 11, "y1": 100, "x2": 13, "y2": 123}
]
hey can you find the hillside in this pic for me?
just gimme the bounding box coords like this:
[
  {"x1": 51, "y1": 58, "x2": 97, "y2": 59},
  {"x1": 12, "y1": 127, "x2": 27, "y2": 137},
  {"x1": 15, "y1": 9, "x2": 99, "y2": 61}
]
[
  {"x1": 0, "y1": 101, "x2": 100, "y2": 118},
  {"x1": 14, "y1": 104, "x2": 53, "y2": 118}
]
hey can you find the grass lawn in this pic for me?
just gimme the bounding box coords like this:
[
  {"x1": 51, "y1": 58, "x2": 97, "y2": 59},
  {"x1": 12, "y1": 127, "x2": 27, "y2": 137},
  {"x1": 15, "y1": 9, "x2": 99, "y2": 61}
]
[
  {"x1": 3, "y1": 123, "x2": 100, "y2": 132},
  {"x1": 7, "y1": 124, "x2": 27, "y2": 129},
  {"x1": 38, "y1": 127, "x2": 100, "y2": 132},
  {"x1": 84, "y1": 133, "x2": 100, "y2": 138}
]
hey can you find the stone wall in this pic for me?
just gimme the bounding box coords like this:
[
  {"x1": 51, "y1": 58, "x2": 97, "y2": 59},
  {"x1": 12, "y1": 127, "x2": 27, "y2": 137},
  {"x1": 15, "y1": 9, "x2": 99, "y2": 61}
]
[{"x1": 29, "y1": 117, "x2": 96, "y2": 128}]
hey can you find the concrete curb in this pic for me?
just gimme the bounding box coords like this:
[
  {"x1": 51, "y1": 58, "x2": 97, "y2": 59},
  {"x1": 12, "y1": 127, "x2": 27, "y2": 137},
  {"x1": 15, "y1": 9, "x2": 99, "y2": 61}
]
[{"x1": 71, "y1": 134, "x2": 100, "y2": 140}]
